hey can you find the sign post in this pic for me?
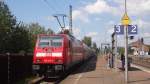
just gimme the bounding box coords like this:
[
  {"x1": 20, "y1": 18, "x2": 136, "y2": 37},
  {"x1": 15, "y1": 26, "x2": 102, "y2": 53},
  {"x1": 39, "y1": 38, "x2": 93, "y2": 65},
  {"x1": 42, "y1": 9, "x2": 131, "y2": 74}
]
[
  {"x1": 114, "y1": 15, "x2": 138, "y2": 84},
  {"x1": 114, "y1": 0, "x2": 137, "y2": 83},
  {"x1": 122, "y1": 12, "x2": 131, "y2": 83}
]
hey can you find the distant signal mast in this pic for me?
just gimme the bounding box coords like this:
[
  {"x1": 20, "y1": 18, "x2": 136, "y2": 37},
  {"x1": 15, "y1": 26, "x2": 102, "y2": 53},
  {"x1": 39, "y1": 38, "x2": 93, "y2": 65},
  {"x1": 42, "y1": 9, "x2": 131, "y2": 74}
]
[{"x1": 69, "y1": 5, "x2": 73, "y2": 34}]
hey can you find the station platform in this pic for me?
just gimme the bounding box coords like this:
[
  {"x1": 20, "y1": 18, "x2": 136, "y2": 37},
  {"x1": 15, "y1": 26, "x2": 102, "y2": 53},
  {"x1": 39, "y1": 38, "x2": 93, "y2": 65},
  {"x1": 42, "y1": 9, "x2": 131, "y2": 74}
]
[{"x1": 60, "y1": 55, "x2": 150, "y2": 84}]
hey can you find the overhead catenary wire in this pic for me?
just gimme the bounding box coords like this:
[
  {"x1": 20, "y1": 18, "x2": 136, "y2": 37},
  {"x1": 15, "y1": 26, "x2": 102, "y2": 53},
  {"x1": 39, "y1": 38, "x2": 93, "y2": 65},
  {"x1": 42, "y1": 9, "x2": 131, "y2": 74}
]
[{"x1": 43, "y1": 0, "x2": 58, "y2": 13}]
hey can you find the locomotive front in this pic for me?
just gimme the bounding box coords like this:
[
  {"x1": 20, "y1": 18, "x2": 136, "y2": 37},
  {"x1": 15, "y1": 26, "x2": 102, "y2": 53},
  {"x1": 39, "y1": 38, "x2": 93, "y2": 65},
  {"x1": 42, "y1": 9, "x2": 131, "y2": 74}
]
[{"x1": 32, "y1": 34, "x2": 65, "y2": 78}]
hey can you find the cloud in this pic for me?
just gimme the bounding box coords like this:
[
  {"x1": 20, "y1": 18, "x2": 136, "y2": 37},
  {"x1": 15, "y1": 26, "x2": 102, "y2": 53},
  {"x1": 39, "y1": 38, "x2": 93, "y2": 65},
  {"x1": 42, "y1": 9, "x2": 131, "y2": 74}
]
[
  {"x1": 71, "y1": 0, "x2": 150, "y2": 46},
  {"x1": 84, "y1": 0, "x2": 111, "y2": 14},
  {"x1": 132, "y1": 19, "x2": 150, "y2": 37},
  {"x1": 128, "y1": 0, "x2": 150, "y2": 15},
  {"x1": 95, "y1": 17, "x2": 101, "y2": 21},
  {"x1": 143, "y1": 32, "x2": 150, "y2": 45},
  {"x1": 107, "y1": 28, "x2": 114, "y2": 34},
  {"x1": 72, "y1": 10, "x2": 81, "y2": 20},
  {"x1": 71, "y1": 0, "x2": 122, "y2": 22},
  {"x1": 73, "y1": 27, "x2": 82, "y2": 40},
  {"x1": 113, "y1": 0, "x2": 150, "y2": 16},
  {"x1": 65, "y1": 26, "x2": 81, "y2": 38},
  {"x1": 73, "y1": 27, "x2": 80, "y2": 36},
  {"x1": 72, "y1": 10, "x2": 89, "y2": 23},
  {"x1": 72, "y1": 0, "x2": 113, "y2": 23},
  {"x1": 133, "y1": 19, "x2": 150, "y2": 29},
  {"x1": 105, "y1": 21, "x2": 116, "y2": 34},
  {"x1": 82, "y1": 0, "x2": 150, "y2": 16}
]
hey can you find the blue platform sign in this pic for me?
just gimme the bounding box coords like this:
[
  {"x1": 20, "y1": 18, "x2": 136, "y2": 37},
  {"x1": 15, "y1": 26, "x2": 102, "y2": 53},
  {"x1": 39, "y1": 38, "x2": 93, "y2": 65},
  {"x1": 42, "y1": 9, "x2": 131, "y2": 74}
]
[
  {"x1": 114, "y1": 25, "x2": 124, "y2": 35},
  {"x1": 128, "y1": 25, "x2": 138, "y2": 34},
  {"x1": 114, "y1": 25, "x2": 138, "y2": 35}
]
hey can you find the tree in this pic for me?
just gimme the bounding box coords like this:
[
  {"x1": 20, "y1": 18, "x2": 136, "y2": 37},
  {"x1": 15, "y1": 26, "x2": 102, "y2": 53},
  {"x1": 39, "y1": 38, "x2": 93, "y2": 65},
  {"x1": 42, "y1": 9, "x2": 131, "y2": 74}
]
[
  {"x1": 46, "y1": 28, "x2": 54, "y2": 34},
  {"x1": 92, "y1": 42, "x2": 97, "y2": 49},
  {"x1": 128, "y1": 46, "x2": 134, "y2": 54},
  {"x1": 0, "y1": 2, "x2": 16, "y2": 53},
  {"x1": 92, "y1": 42, "x2": 99, "y2": 54},
  {"x1": 0, "y1": 2, "x2": 55, "y2": 53},
  {"x1": 9, "y1": 23, "x2": 31, "y2": 53},
  {"x1": 82, "y1": 36, "x2": 92, "y2": 47},
  {"x1": 27, "y1": 23, "x2": 46, "y2": 35},
  {"x1": 118, "y1": 47, "x2": 125, "y2": 55},
  {"x1": 27, "y1": 23, "x2": 54, "y2": 51}
]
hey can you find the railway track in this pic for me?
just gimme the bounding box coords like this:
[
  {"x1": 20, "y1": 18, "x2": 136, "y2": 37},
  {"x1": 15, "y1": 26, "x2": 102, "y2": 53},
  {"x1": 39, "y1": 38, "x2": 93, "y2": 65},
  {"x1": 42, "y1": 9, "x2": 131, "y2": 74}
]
[
  {"x1": 29, "y1": 74, "x2": 68, "y2": 84},
  {"x1": 131, "y1": 56, "x2": 150, "y2": 68},
  {"x1": 28, "y1": 76, "x2": 44, "y2": 84},
  {"x1": 29, "y1": 65, "x2": 80, "y2": 84},
  {"x1": 38, "y1": 78, "x2": 60, "y2": 84},
  {"x1": 28, "y1": 76, "x2": 60, "y2": 84}
]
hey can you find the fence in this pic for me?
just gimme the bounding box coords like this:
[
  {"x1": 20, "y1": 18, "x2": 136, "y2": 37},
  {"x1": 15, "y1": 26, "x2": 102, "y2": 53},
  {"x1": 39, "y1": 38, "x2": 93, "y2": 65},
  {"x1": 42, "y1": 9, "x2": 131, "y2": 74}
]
[
  {"x1": 131, "y1": 56, "x2": 150, "y2": 68},
  {"x1": 0, "y1": 53, "x2": 33, "y2": 84},
  {"x1": 117, "y1": 55, "x2": 150, "y2": 68}
]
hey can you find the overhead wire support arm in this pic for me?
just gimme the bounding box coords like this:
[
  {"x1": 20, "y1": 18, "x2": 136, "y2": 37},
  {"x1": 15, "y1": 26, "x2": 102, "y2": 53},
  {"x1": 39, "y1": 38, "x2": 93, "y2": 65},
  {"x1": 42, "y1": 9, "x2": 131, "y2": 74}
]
[
  {"x1": 53, "y1": 14, "x2": 67, "y2": 31},
  {"x1": 53, "y1": 15, "x2": 62, "y2": 29}
]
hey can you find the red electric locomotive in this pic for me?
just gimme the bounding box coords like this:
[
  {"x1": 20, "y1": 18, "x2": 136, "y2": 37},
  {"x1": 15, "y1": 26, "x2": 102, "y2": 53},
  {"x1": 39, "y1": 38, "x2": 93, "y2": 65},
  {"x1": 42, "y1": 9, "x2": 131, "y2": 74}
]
[{"x1": 32, "y1": 33, "x2": 89, "y2": 78}]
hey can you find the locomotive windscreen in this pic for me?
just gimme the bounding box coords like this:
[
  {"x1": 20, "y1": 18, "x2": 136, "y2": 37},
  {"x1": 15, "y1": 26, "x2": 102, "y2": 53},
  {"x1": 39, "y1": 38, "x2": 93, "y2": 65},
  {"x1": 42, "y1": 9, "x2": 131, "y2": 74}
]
[{"x1": 38, "y1": 36, "x2": 63, "y2": 47}]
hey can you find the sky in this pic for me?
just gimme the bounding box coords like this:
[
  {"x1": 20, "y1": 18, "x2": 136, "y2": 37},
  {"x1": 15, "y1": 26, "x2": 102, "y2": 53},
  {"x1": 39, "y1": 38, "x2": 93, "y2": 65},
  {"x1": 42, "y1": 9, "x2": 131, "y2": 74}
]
[{"x1": 3, "y1": 0, "x2": 150, "y2": 47}]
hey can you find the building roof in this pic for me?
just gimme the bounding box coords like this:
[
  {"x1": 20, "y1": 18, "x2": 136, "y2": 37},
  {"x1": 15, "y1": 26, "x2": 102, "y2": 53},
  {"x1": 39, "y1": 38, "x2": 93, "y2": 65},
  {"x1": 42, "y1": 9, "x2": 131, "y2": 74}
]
[{"x1": 129, "y1": 39, "x2": 150, "y2": 52}]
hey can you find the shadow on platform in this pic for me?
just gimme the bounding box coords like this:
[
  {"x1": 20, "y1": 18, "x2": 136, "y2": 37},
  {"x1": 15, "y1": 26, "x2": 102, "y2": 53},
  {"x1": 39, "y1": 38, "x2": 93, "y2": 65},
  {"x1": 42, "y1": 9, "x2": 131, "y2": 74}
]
[
  {"x1": 129, "y1": 67, "x2": 141, "y2": 71},
  {"x1": 119, "y1": 67, "x2": 141, "y2": 71}
]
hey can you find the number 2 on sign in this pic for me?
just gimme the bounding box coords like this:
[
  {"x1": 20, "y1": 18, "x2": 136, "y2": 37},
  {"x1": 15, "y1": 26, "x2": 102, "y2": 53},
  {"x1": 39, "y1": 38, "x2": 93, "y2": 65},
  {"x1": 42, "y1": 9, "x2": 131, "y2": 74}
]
[{"x1": 131, "y1": 25, "x2": 137, "y2": 33}]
